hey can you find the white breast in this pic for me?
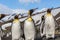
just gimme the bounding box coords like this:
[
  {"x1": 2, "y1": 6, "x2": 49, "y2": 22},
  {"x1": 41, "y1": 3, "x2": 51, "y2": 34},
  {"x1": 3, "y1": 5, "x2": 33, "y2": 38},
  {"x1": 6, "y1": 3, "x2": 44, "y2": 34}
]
[
  {"x1": 44, "y1": 15, "x2": 55, "y2": 38},
  {"x1": 12, "y1": 21, "x2": 22, "y2": 39},
  {"x1": 24, "y1": 20, "x2": 35, "y2": 39},
  {"x1": 45, "y1": 15, "x2": 55, "y2": 27}
]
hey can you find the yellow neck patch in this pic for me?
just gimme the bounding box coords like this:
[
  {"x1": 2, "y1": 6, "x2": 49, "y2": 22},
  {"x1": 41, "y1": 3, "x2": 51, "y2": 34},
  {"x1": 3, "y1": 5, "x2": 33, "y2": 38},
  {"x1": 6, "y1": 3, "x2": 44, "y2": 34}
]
[
  {"x1": 46, "y1": 13, "x2": 52, "y2": 16},
  {"x1": 13, "y1": 19, "x2": 19, "y2": 23},
  {"x1": 27, "y1": 17, "x2": 32, "y2": 22}
]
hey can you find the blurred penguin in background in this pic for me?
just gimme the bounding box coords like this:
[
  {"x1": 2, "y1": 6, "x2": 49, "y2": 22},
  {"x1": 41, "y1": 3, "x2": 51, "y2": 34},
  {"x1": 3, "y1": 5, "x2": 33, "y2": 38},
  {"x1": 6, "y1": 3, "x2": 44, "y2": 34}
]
[
  {"x1": 12, "y1": 15, "x2": 23, "y2": 40},
  {"x1": 42, "y1": 9, "x2": 55, "y2": 39},
  {"x1": 24, "y1": 8, "x2": 37, "y2": 40},
  {"x1": 1, "y1": 23, "x2": 12, "y2": 37},
  {"x1": 0, "y1": 14, "x2": 6, "y2": 40},
  {"x1": 40, "y1": 15, "x2": 45, "y2": 37}
]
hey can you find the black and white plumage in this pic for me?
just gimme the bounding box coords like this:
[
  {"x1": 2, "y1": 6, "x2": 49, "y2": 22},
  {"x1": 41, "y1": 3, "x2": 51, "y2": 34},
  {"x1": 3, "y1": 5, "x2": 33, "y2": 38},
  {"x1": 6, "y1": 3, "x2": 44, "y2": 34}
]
[
  {"x1": 45, "y1": 13, "x2": 55, "y2": 38},
  {"x1": 24, "y1": 17, "x2": 36, "y2": 40},
  {"x1": 1, "y1": 23, "x2": 12, "y2": 37},
  {"x1": 40, "y1": 9, "x2": 56, "y2": 39},
  {"x1": 11, "y1": 15, "x2": 22, "y2": 40},
  {"x1": 24, "y1": 8, "x2": 37, "y2": 40},
  {"x1": 40, "y1": 15, "x2": 45, "y2": 37}
]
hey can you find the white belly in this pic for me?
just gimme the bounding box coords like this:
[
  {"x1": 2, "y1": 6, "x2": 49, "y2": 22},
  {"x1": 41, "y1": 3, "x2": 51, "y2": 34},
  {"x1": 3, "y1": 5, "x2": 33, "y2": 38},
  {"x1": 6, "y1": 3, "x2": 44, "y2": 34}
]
[
  {"x1": 24, "y1": 20, "x2": 35, "y2": 39},
  {"x1": 44, "y1": 15, "x2": 55, "y2": 38},
  {"x1": 12, "y1": 22, "x2": 21, "y2": 39}
]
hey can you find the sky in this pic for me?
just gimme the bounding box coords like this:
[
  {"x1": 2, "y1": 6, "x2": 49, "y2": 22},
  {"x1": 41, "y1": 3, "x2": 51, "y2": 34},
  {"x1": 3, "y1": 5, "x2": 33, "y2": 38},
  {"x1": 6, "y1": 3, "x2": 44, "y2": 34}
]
[{"x1": 0, "y1": 0, "x2": 60, "y2": 14}]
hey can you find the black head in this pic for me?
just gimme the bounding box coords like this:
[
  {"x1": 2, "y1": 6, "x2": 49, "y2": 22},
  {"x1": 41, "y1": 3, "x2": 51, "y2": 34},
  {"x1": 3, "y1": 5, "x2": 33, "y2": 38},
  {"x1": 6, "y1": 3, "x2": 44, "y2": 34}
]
[
  {"x1": 0, "y1": 14, "x2": 5, "y2": 20},
  {"x1": 14, "y1": 15, "x2": 19, "y2": 19},
  {"x1": 28, "y1": 8, "x2": 38, "y2": 16},
  {"x1": 47, "y1": 9, "x2": 51, "y2": 13}
]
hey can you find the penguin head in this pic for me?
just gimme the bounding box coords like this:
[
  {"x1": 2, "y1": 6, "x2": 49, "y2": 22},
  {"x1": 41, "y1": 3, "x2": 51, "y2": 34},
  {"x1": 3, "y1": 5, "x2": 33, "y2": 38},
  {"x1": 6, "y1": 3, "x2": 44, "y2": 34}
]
[
  {"x1": 28, "y1": 8, "x2": 38, "y2": 17},
  {"x1": 27, "y1": 8, "x2": 38, "y2": 21},
  {"x1": 0, "y1": 14, "x2": 5, "y2": 20},
  {"x1": 14, "y1": 15, "x2": 19, "y2": 19},
  {"x1": 13, "y1": 15, "x2": 19, "y2": 23},
  {"x1": 46, "y1": 9, "x2": 52, "y2": 16},
  {"x1": 47, "y1": 9, "x2": 51, "y2": 13}
]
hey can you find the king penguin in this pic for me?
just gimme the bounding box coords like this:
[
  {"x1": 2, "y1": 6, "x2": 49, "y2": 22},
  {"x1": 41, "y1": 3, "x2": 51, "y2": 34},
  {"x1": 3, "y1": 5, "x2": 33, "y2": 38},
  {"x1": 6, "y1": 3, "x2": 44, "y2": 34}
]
[
  {"x1": 40, "y1": 15, "x2": 45, "y2": 37},
  {"x1": 24, "y1": 8, "x2": 37, "y2": 40},
  {"x1": 12, "y1": 15, "x2": 22, "y2": 40},
  {"x1": 43, "y1": 9, "x2": 55, "y2": 39}
]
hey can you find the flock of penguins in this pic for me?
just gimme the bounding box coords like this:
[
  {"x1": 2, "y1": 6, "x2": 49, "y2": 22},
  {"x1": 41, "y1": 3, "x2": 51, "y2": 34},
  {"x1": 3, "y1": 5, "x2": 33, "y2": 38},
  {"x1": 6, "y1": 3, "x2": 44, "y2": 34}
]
[{"x1": 0, "y1": 8, "x2": 59, "y2": 40}]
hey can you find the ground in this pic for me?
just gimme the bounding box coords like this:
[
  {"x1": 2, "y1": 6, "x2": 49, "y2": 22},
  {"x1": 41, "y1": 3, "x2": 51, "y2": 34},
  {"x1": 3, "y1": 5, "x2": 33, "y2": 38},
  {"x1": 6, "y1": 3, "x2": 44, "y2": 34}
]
[{"x1": 1, "y1": 34, "x2": 60, "y2": 40}]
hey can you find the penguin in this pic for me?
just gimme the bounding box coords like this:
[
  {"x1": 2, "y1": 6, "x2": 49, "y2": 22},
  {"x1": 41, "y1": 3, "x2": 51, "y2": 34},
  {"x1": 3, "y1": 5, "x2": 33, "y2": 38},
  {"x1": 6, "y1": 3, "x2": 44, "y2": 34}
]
[
  {"x1": 24, "y1": 8, "x2": 37, "y2": 40},
  {"x1": 43, "y1": 9, "x2": 55, "y2": 39},
  {"x1": 40, "y1": 15, "x2": 45, "y2": 37},
  {"x1": 11, "y1": 15, "x2": 22, "y2": 40},
  {"x1": 1, "y1": 23, "x2": 12, "y2": 37}
]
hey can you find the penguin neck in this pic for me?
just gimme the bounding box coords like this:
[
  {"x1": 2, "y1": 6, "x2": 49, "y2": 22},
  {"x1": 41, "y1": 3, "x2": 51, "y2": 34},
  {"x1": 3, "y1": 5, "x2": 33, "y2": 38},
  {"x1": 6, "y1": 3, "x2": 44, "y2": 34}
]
[
  {"x1": 13, "y1": 19, "x2": 19, "y2": 23},
  {"x1": 46, "y1": 13, "x2": 52, "y2": 16},
  {"x1": 14, "y1": 19, "x2": 18, "y2": 20},
  {"x1": 27, "y1": 16, "x2": 32, "y2": 22}
]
